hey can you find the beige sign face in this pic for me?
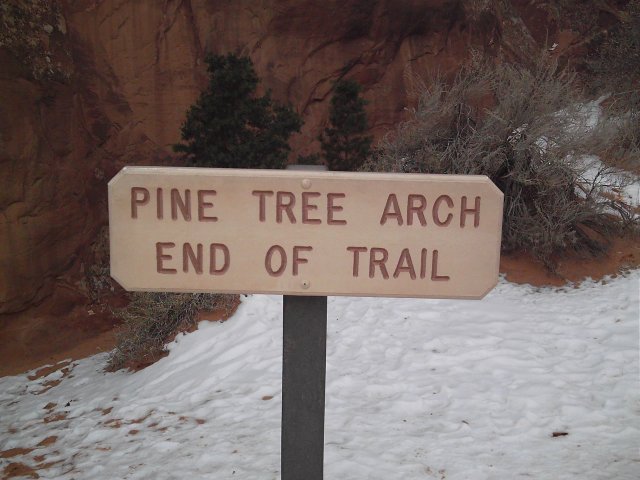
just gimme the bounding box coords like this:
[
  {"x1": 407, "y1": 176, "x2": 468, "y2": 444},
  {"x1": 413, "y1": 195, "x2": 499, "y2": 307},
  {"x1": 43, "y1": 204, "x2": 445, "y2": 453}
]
[{"x1": 109, "y1": 167, "x2": 503, "y2": 299}]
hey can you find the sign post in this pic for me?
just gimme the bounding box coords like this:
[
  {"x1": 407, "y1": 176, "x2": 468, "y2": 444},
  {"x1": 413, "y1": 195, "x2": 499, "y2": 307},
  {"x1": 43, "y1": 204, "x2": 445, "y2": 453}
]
[
  {"x1": 281, "y1": 295, "x2": 327, "y2": 480},
  {"x1": 108, "y1": 166, "x2": 504, "y2": 479},
  {"x1": 280, "y1": 164, "x2": 328, "y2": 480}
]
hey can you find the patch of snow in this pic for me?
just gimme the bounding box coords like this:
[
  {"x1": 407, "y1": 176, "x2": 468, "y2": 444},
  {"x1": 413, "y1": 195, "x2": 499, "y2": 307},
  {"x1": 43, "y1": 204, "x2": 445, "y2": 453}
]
[
  {"x1": 1, "y1": 273, "x2": 639, "y2": 479},
  {"x1": 578, "y1": 155, "x2": 640, "y2": 210}
]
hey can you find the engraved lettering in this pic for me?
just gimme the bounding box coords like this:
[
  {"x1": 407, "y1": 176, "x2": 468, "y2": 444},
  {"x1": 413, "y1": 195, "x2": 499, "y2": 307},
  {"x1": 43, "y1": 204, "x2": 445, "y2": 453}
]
[
  {"x1": 276, "y1": 192, "x2": 296, "y2": 224},
  {"x1": 393, "y1": 248, "x2": 416, "y2": 279},
  {"x1": 407, "y1": 194, "x2": 427, "y2": 226},
  {"x1": 209, "y1": 243, "x2": 230, "y2": 275},
  {"x1": 183, "y1": 243, "x2": 203, "y2": 274},
  {"x1": 252, "y1": 190, "x2": 274, "y2": 222},
  {"x1": 265, "y1": 245, "x2": 287, "y2": 276},
  {"x1": 460, "y1": 196, "x2": 481, "y2": 228},
  {"x1": 327, "y1": 193, "x2": 347, "y2": 225},
  {"x1": 292, "y1": 246, "x2": 313, "y2": 275},
  {"x1": 156, "y1": 188, "x2": 163, "y2": 219},
  {"x1": 301, "y1": 192, "x2": 321, "y2": 224},
  {"x1": 369, "y1": 247, "x2": 390, "y2": 279},
  {"x1": 433, "y1": 195, "x2": 454, "y2": 226},
  {"x1": 347, "y1": 246, "x2": 367, "y2": 277},
  {"x1": 431, "y1": 249, "x2": 450, "y2": 281},
  {"x1": 420, "y1": 248, "x2": 428, "y2": 279},
  {"x1": 198, "y1": 190, "x2": 218, "y2": 222},
  {"x1": 380, "y1": 194, "x2": 403, "y2": 225},
  {"x1": 156, "y1": 242, "x2": 177, "y2": 274},
  {"x1": 171, "y1": 189, "x2": 192, "y2": 221},
  {"x1": 131, "y1": 187, "x2": 149, "y2": 219}
]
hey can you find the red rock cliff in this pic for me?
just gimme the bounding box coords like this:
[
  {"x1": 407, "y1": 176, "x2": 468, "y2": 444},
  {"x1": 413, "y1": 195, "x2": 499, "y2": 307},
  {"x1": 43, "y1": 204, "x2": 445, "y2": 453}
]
[{"x1": 0, "y1": 0, "x2": 621, "y2": 314}]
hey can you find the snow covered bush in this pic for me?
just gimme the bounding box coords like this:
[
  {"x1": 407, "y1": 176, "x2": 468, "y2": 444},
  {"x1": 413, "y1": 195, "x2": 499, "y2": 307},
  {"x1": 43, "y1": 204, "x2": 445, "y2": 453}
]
[
  {"x1": 365, "y1": 55, "x2": 637, "y2": 267},
  {"x1": 108, "y1": 292, "x2": 237, "y2": 371}
]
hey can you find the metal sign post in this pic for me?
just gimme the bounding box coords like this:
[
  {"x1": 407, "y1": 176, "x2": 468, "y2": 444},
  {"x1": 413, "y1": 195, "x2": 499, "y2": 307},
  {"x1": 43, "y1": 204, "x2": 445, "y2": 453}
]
[
  {"x1": 280, "y1": 164, "x2": 328, "y2": 480},
  {"x1": 281, "y1": 295, "x2": 327, "y2": 480},
  {"x1": 107, "y1": 164, "x2": 505, "y2": 480}
]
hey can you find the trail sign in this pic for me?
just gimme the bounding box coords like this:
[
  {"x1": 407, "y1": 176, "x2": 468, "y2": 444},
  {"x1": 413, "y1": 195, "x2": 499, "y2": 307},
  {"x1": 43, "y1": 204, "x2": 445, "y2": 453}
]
[
  {"x1": 108, "y1": 165, "x2": 504, "y2": 480},
  {"x1": 108, "y1": 167, "x2": 503, "y2": 299}
]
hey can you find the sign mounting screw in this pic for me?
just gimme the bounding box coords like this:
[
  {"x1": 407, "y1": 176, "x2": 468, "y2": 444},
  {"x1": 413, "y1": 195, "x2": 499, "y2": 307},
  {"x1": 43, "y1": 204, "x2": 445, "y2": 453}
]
[
  {"x1": 301, "y1": 179, "x2": 312, "y2": 189},
  {"x1": 301, "y1": 280, "x2": 310, "y2": 289}
]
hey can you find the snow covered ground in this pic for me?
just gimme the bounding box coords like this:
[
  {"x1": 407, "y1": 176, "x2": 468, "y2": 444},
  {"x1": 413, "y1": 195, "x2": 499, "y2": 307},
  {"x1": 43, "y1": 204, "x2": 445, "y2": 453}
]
[{"x1": 1, "y1": 271, "x2": 639, "y2": 479}]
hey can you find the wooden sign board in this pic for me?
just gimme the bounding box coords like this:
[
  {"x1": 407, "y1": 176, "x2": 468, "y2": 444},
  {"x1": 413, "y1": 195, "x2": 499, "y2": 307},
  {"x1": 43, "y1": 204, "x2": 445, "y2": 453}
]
[{"x1": 108, "y1": 167, "x2": 503, "y2": 299}]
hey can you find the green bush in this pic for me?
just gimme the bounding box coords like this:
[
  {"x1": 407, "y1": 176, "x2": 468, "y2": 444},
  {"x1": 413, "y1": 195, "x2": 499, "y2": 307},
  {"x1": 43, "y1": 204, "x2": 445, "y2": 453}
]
[
  {"x1": 173, "y1": 53, "x2": 302, "y2": 169},
  {"x1": 107, "y1": 292, "x2": 237, "y2": 371},
  {"x1": 365, "y1": 55, "x2": 637, "y2": 267},
  {"x1": 320, "y1": 79, "x2": 372, "y2": 171}
]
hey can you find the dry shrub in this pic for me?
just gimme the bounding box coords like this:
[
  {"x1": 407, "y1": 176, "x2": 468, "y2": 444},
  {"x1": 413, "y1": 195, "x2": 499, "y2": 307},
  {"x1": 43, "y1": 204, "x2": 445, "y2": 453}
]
[
  {"x1": 598, "y1": 91, "x2": 640, "y2": 172},
  {"x1": 83, "y1": 227, "x2": 119, "y2": 304},
  {"x1": 366, "y1": 54, "x2": 637, "y2": 267},
  {"x1": 107, "y1": 292, "x2": 238, "y2": 371},
  {"x1": 584, "y1": 0, "x2": 639, "y2": 172},
  {"x1": 585, "y1": 0, "x2": 640, "y2": 93}
]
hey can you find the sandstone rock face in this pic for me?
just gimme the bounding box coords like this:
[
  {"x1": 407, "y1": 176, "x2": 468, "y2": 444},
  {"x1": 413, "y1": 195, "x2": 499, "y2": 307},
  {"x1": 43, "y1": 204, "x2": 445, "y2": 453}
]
[{"x1": 0, "y1": 0, "x2": 617, "y2": 313}]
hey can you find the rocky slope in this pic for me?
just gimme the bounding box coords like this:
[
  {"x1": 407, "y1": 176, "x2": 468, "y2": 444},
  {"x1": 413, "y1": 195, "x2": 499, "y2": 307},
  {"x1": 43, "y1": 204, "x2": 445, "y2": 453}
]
[{"x1": 0, "y1": 0, "x2": 623, "y2": 315}]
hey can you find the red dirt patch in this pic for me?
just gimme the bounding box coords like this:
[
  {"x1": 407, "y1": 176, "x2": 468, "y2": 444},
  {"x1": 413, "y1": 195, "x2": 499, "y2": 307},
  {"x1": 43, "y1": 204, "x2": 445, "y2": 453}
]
[
  {"x1": 0, "y1": 294, "x2": 239, "y2": 378},
  {"x1": 43, "y1": 412, "x2": 67, "y2": 424},
  {"x1": 0, "y1": 447, "x2": 34, "y2": 458},
  {"x1": 500, "y1": 235, "x2": 639, "y2": 287},
  {"x1": 120, "y1": 352, "x2": 170, "y2": 373},
  {"x1": 131, "y1": 412, "x2": 154, "y2": 424},
  {"x1": 2, "y1": 462, "x2": 40, "y2": 479},
  {"x1": 103, "y1": 418, "x2": 122, "y2": 428},
  {"x1": 37, "y1": 436, "x2": 57, "y2": 447},
  {"x1": 35, "y1": 379, "x2": 63, "y2": 395},
  {"x1": 0, "y1": 283, "x2": 122, "y2": 377},
  {"x1": 28, "y1": 361, "x2": 72, "y2": 381},
  {"x1": 35, "y1": 459, "x2": 62, "y2": 470}
]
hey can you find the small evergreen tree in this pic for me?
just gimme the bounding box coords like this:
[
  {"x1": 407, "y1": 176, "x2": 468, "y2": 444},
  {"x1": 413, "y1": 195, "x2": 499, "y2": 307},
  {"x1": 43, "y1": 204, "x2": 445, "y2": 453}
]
[
  {"x1": 174, "y1": 54, "x2": 302, "y2": 169},
  {"x1": 320, "y1": 79, "x2": 372, "y2": 171}
]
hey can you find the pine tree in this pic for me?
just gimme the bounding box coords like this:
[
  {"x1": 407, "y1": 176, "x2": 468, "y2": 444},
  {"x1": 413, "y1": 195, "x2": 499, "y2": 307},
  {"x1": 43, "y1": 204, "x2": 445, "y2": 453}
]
[
  {"x1": 174, "y1": 54, "x2": 302, "y2": 169},
  {"x1": 320, "y1": 79, "x2": 372, "y2": 171}
]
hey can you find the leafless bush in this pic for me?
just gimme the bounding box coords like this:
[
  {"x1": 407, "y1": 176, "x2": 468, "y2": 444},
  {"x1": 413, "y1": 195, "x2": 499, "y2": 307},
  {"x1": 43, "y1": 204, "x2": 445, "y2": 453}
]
[
  {"x1": 366, "y1": 54, "x2": 637, "y2": 266},
  {"x1": 585, "y1": 0, "x2": 640, "y2": 94},
  {"x1": 107, "y1": 292, "x2": 238, "y2": 371},
  {"x1": 598, "y1": 91, "x2": 640, "y2": 172},
  {"x1": 83, "y1": 227, "x2": 118, "y2": 304}
]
